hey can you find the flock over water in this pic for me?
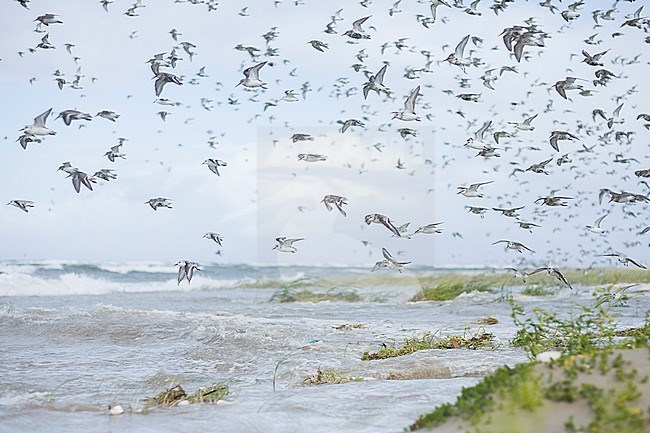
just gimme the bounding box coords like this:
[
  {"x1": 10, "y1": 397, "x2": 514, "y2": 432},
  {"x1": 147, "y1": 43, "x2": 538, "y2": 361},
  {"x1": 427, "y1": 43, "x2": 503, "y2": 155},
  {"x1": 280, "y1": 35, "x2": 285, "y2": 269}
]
[{"x1": 3, "y1": 0, "x2": 649, "y2": 276}]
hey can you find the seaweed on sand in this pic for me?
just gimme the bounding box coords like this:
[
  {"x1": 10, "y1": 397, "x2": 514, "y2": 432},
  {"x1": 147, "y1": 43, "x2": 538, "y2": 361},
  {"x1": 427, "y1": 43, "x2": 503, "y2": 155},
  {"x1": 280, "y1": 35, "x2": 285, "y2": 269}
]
[
  {"x1": 302, "y1": 367, "x2": 363, "y2": 386},
  {"x1": 361, "y1": 329, "x2": 496, "y2": 360},
  {"x1": 146, "y1": 383, "x2": 229, "y2": 407}
]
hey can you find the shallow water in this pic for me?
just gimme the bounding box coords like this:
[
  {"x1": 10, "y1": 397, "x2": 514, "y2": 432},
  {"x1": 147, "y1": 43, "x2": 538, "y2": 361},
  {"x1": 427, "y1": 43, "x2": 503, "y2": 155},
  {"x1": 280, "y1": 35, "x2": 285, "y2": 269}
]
[{"x1": 1, "y1": 262, "x2": 648, "y2": 432}]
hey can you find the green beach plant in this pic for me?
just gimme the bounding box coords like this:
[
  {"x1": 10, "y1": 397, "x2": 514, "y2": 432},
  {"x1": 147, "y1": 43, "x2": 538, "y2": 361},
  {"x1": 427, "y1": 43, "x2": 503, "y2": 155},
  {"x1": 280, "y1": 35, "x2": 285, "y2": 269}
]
[{"x1": 361, "y1": 328, "x2": 496, "y2": 360}]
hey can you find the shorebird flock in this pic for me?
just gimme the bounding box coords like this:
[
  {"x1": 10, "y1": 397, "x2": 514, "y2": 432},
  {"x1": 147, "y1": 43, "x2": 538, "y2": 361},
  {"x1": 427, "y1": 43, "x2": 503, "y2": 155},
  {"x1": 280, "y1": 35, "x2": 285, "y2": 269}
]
[{"x1": 2, "y1": 0, "x2": 649, "y2": 276}]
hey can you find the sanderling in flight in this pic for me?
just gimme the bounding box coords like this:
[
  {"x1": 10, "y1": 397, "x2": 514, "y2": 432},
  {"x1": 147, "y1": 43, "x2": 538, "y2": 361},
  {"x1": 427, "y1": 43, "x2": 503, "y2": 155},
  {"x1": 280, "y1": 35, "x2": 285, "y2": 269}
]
[
  {"x1": 554, "y1": 77, "x2": 586, "y2": 99},
  {"x1": 492, "y1": 240, "x2": 535, "y2": 254},
  {"x1": 414, "y1": 222, "x2": 443, "y2": 235},
  {"x1": 466, "y1": 206, "x2": 488, "y2": 218},
  {"x1": 444, "y1": 35, "x2": 472, "y2": 73},
  {"x1": 308, "y1": 40, "x2": 328, "y2": 52},
  {"x1": 17, "y1": 134, "x2": 42, "y2": 149},
  {"x1": 363, "y1": 64, "x2": 390, "y2": 99},
  {"x1": 342, "y1": 16, "x2": 371, "y2": 39},
  {"x1": 561, "y1": 2, "x2": 582, "y2": 22},
  {"x1": 96, "y1": 110, "x2": 120, "y2": 122},
  {"x1": 322, "y1": 195, "x2": 348, "y2": 217},
  {"x1": 505, "y1": 267, "x2": 529, "y2": 283},
  {"x1": 586, "y1": 214, "x2": 608, "y2": 234},
  {"x1": 607, "y1": 103, "x2": 624, "y2": 129},
  {"x1": 281, "y1": 90, "x2": 299, "y2": 102},
  {"x1": 464, "y1": 0, "x2": 482, "y2": 15},
  {"x1": 146, "y1": 197, "x2": 172, "y2": 210},
  {"x1": 66, "y1": 169, "x2": 94, "y2": 193},
  {"x1": 92, "y1": 169, "x2": 117, "y2": 181},
  {"x1": 371, "y1": 247, "x2": 410, "y2": 273},
  {"x1": 21, "y1": 108, "x2": 56, "y2": 136},
  {"x1": 365, "y1": 213, "x2": 401, "y2": 237},
  {"x1": 237, "y1": 61, "x2": 268, "y2": 89},
  {"x1": 457, "y1": 181, "x2": 493, "y2": 198},
  {"x1": 391, "y1": 85, "x2": 420, "y2": 121},
  {"x1": 594, "y1": 284, "x2": 639, "y2": 309},
  {"x1": 104, "y1": 144, "x2": 126, "y2": 162},
  {"x1": 273, "y1": 237, "x2": 304, "y2": 253},
  {"x1": 36, "y1": 33, "x2": 55, "y2": 50},
  {"x1": 549, "y1": 131, "x2": 578, "y2": 152},
  {"x1": 203, "y1": 158, "x2": 227, "y2": 176},
  {"x1": 340, "y1": 119, "x2": 365, "y2": 133},
  {"x1": 393, "y1": 222, "x2": 412, "y2": 238},
  {"x1": 509, "y1": 113, "x2": 538, "y2": 131},
  {"x1": 517, "y1": 221, "x2": 540, "y2": 232},
  {"x1": 291, "y1": 133, "x2": 314, "y2": 142},
  {"x1": 35, "y1": 14, "x2": 63, "y2": 26},
  {"x1": 298, "y1": 153, "x2": 327, "y2": 162},
  {"x1": 535, "y1": 195, "x2": 573, "y2": 207},
  {"x1": 530, "y1": 267, "x2": 573, "y2": 290},
  {"x1": 582, "y1": 49, "x2": 609, "y2": 66},
  {"x1": 465, "y1": 120, "x2": 493, "y2": 151},
  {"x1": 525, "y1": 157, "x2": 553, "y2": 175},
  {"x1": 175, "y1": 260, "x2": 201, "y2": 285},
  {"x1": 204, "y1": 232, "x2": 223, "y2": 246},
  {"x1": 493, "y1": 206, "x2": 524, "y2": 218},
  {"x1": 154, "y1": 72, "x2": 182, "y2": 97},
  {"x1": 598, "y1": 253, "x2": 646, "y2": 269},
  {"x1": 430, "y1": 0, "x2": 451, "y2": 22},
  {"x1": 56, "y1": 110, "x2": 93, "y2": 126},
  {"x1": 7, "y1": 200, "x2": 34, "y2": 213}
]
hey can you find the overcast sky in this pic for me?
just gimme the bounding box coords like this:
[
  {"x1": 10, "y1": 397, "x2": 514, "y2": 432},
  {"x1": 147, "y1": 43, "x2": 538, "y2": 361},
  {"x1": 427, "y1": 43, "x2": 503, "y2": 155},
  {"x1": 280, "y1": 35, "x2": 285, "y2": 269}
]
[{"x1": 0, "y1": 0, "x2": 648, "y2": 268}]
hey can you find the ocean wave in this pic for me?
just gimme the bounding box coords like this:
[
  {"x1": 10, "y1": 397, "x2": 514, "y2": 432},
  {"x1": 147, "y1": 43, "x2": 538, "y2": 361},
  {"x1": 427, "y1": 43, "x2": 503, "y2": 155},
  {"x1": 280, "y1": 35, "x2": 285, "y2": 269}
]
[{"x1": 0, "y1": 272, "x2": 242, "y2": 297}]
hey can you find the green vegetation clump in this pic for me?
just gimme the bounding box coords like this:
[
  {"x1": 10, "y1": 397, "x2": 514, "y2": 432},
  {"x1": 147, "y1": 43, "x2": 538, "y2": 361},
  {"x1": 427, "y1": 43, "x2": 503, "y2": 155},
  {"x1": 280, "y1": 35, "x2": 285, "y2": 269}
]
[
  {"x1": 270, "y1": 287, "x2": 361, "y2": 303},
  {"x1": 361, "y1": 329, "x2": 495, "y2": 360},
  {"x1": 146, "y1": 383, "x2": 229, "y2": 407},
  {"x1": 509, "y1": 298, "x2": 620, "y2": 358},
  {"x1": 410, "y1": 289, "x2": 650, "y2": 432},
  {"x1": 410, "y1": 350, "x2": 650, "y2": 432},
  {"x1": 520, "y1": 285, "x2": 558, "y2": 296},
  {"x1": 302, "y1": 368, "x2": 363, "y2": 386},
  {"x1": 411, "y1": 280, "x2": 494, "y2": 301},
  {"x1": 509, "y1": 296, "x2": 650, "y2": 359},
  {"x1": 409, "y1": 363, "x2": 540, "y2": 430}
]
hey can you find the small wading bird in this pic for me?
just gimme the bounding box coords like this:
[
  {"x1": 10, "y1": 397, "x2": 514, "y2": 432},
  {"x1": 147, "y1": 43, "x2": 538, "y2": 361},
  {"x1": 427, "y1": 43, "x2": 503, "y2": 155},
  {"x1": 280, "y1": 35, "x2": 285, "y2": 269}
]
[
  {"x1": 505, "y1": 267, "x2": 529, "y2": 283},
  {"x1": 371, "y1": 247, "x2": 410, "y2": 273},
  {"x1": 7, "y1": 200, "x2": 34, "y2": 213},
  {"x1": 237, "y1": 61, "x2": 268, "y2": 89},
  {"x1": 273, "y1": 237, "x2": 304, "y2": 253},
  {"x1": 492, "y1": 239, "x2": 535, "y2": 254},
  {"x1": 391, "y1": 85, "x2": 420, "y2": 121},
  {"x1": 175, "y1": 260, "x2": 200, "y2": 285},
  {"x1": 530, "y1": 267, "x2": 573, "y2": 290},
  {"x1": 146, "y1": 197, "x2": 172, "y2": 210},
  {"x1": 203, "y1": 158, "x2": 227, "y2": 176},
  {"x1": 154, "y1": 72, "x2": 182, "y2": 97},
  {"x1": 363, "y1": 64, "x2": 389, "y2": 99},
  {"x1": 598, "y1": 253, "x2": 646, "y2": 269},
  {"x1": 457, "y1": 181, "x2": 493, "y2": 198},
  {"x1": 21, "y1": 108, "x2": 56, "y2": 136},
  {"x1": 342, "y1": 16, "x2": 371, "y2": 39},
  {"x1": 203, "y1": 232, "x2": 223, "y2": 246},
  {"x1": 322, "y1": 195, "x2": 348, "y2": 216},
  {"x1": 365, "y1": 213, "x2": 401, "y2": 237}
]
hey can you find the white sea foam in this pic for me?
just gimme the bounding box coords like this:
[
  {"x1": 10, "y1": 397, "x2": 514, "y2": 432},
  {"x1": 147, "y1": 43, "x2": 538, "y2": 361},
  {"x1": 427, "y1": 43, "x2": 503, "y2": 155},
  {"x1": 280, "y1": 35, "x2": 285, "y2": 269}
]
[{"x1": 0, "y1": 272, "x2": 241, "y2": 297}]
